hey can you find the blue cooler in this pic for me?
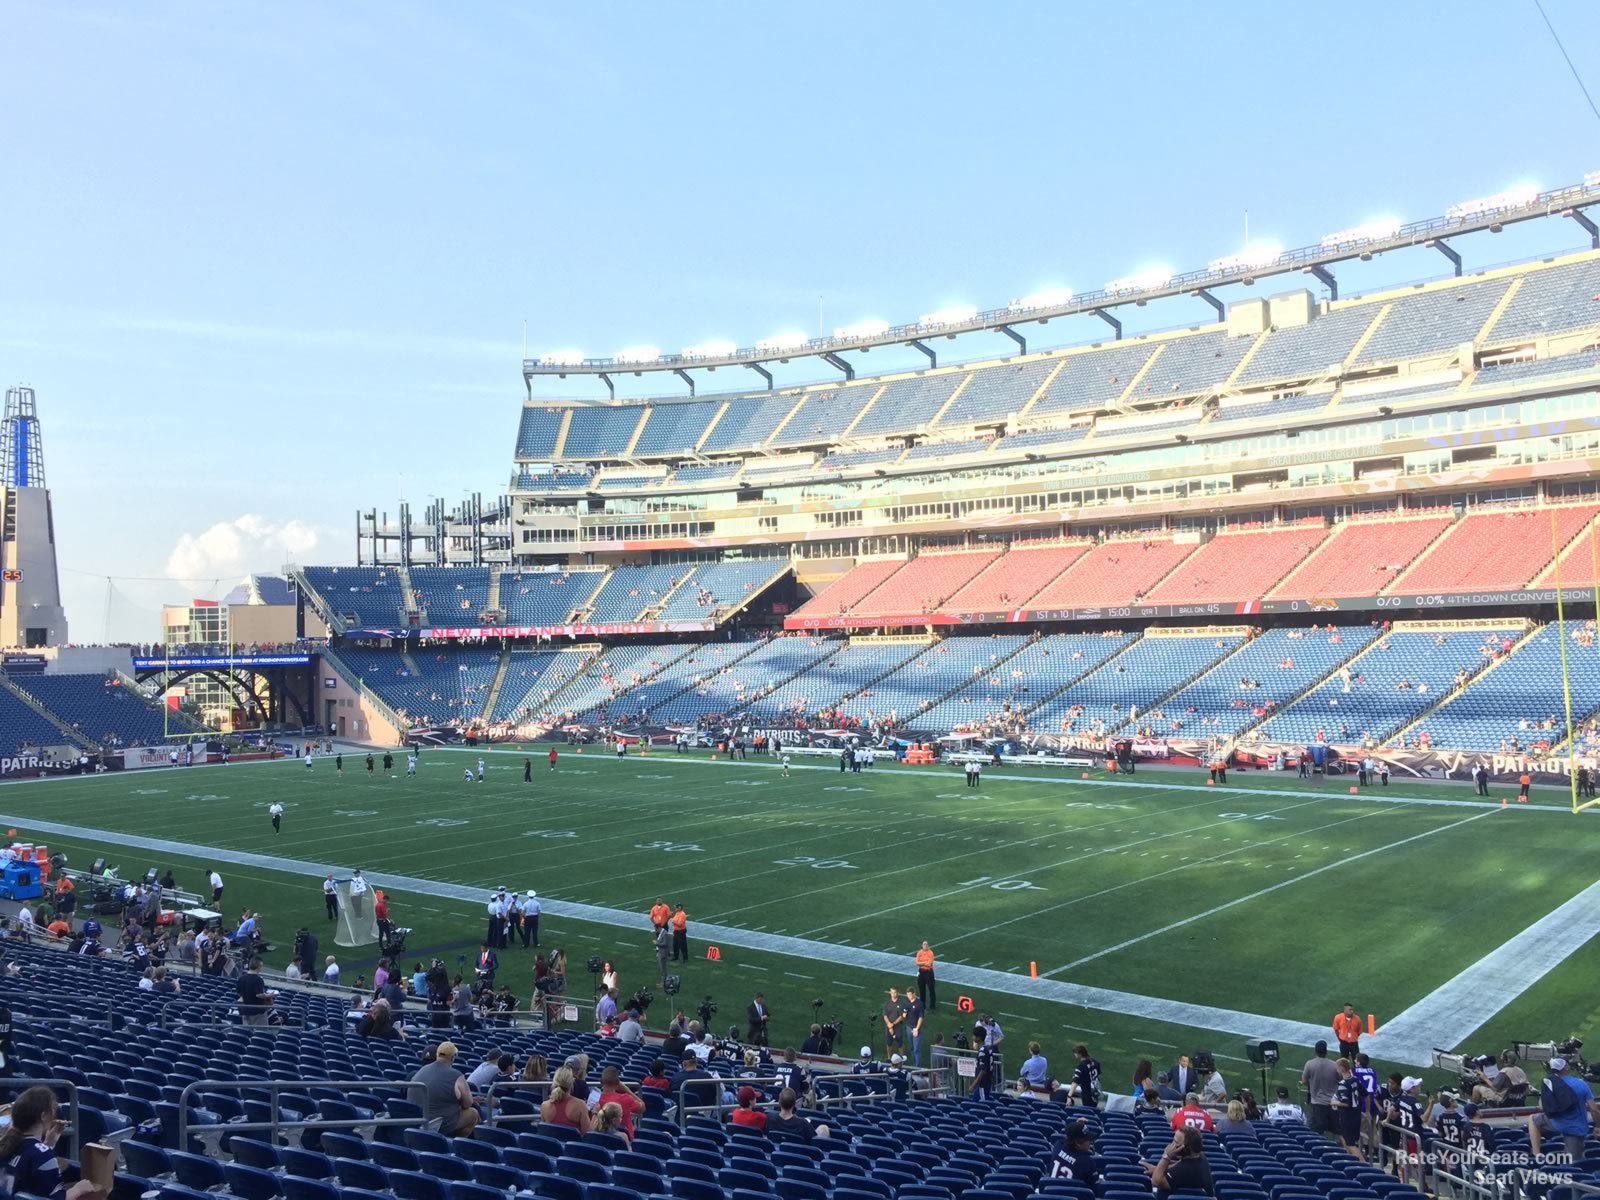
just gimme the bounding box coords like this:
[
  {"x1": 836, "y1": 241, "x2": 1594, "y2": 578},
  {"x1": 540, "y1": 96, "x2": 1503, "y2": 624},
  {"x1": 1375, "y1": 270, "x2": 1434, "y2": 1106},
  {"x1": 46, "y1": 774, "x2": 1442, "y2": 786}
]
[{"x1": 0, "y1": 860, "x2": 41, "y2": 900}]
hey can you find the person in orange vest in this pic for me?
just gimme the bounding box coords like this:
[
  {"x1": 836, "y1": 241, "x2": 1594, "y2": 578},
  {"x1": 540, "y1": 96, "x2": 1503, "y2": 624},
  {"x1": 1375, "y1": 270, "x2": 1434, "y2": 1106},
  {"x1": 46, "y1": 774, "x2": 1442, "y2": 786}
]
[
  {"x1": 649, "y1": 898, "x2": 670, "y2": 933},
  {"x1": 915, "y1": 940, "x2": 937, "y2": 1009},
  {"x1": 671, "y1": 904, "x2": 689, "y2": 962},
  {"x1": 1518, "y1": 772, "x2": 1532, "y2": 802},
  {"x1": 1332, "y1": 1003, "x2": 1362, "y2": 1058}
]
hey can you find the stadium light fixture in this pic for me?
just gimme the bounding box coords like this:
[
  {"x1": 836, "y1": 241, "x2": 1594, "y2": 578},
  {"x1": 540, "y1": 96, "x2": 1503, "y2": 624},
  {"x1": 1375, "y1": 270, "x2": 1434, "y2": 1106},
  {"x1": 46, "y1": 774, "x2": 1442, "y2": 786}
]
[
  {"x1": 541, "y1": 350, "x2": 586, "y2": 367},
  {"x1": 1586, "y1": 170, "x2": 1600, "y2": 189},
  {"x1": 1319, "y1": 218, "x2": 1401, "y2": 248},
  {"x1": 615, "y1": 345, "x2": 661, "y2": 364},
  {"x1": 1104, "y1": 267, "x2": 1172, "y2": 294},
  {"x1": 918, "y1": 305, "x2": 978, "y2": 328},
  {"x1": 1446, "y1": 185, "x2": 1538, "y2": 220},
  {"x1": 833, "y1": 318, "x2": 890, "y2": 340},
  {"x1": 1010, "y1": 287, "x2": 1074, "y2": 310},
  {"x1": 680, "y1": 339, "x2": 737, "y2": 359},
  {"x1": 1208, "y1": 243, "x2": 1282, "y2": 273},
  {"x1": 757, "y1": 331, "x2": 810, "y2": 353}
]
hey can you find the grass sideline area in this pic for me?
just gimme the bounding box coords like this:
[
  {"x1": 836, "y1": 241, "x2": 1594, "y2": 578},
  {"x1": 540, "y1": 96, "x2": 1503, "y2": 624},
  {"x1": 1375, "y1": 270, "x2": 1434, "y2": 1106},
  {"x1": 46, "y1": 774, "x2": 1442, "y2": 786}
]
[{"x1": 1, "y1": 744, "x2": 1591, "y2": 1090}]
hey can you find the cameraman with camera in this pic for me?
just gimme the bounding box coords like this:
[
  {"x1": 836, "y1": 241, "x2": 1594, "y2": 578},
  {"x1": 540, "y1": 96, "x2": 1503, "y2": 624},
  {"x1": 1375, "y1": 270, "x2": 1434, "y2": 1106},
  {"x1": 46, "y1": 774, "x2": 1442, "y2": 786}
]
[{"x1": 1470, "y1": 1050, "x2": 1528, "y2": 1107}]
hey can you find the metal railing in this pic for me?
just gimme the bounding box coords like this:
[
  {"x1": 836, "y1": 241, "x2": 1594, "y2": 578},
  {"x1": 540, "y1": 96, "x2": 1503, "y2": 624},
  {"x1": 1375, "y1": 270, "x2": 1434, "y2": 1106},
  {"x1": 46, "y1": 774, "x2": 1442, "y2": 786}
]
[
  {"x1": 671, "y1": 1068, "x2": 948, "y2": 1128},
  {"x1": 178, "y1": 1078, "x2": 429, "y2": 1151},
  {"x1": 1371, "y1": 1118, "x2": 1600, "y2": 1200},
  {"x1": 1, "y1": 1079, "x2": 79, "y2": 1151}
]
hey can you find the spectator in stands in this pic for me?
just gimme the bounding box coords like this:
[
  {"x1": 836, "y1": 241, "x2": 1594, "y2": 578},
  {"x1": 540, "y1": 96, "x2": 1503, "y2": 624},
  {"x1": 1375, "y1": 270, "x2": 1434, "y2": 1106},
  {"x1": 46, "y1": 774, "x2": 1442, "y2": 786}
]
[
  {"x1": 596, "y1": 1065, "x2": 644, "y2": 1141},
  {"x1": 768, "y1": 1087, "x2": 813, "y2": 1143},
  {"x1": 1171, "y1": 1094, "x2": 1213, "y2": 1132},
  {"x1": 356, "y1": 998, "x2": 403, "y2": 1040},
  {"x1": 1265, "y1": 1086, "x2": 1306, "y2": 1123},
  {"x1": 1134, "y1": 1088, "x2": 1165, "y2": 1115},
  {"x1": 237, "y1": 959, "x2": 273, "y2": 1026},
  {"x1": 0, "y1": 1085, "x2": 104, "y2": 1200},
  {"x1": 1528, "y1": 1055, "x2": 1598, "y2": 1160},
  {"x1": 467, "y1": 1050, "x2": 512, "y2": 1091},
  {"x1": 668, "y1": 1050, "x2": 719, "y2": 1112},
  {"x1": 1472, "y1": 1050, "x2": 1528, "y2": 1106},
  {"x1": 1215, "y1": 1100, "x2": 1254, "y2": 1137},
  {"x1": 1201, "y1": 1059, "x2": 1227, "y2": 1106},
  {"x1": 322, "y1": 955, "x2": 339, "y2": 985},
  {"x1": 412, "y1": 1042, "x2": 480, "y2": 1137},
  {"x1": 1154, "y1": 1071, "x2": 1183, "y2": 1102},
  {"x1": 731, "y1": 1085, "x2": 767, "y2": 1132},
  {"x1": 618, "y1": 1006, "x2": 644, "y2": 1043},
  {"x1": 532, "y1": 1064, "x2": 587, "y2": 1133},
  {"x1": 1300, "y1": 1040, "x2": 1340, "y2": 1134},
  {"x1": 1048, "y1": 1119, "x2": 1104, "y2": 1185},
  {"x1": 1145, "y1": 1126, "x2": 1213, "y2": 1196}
]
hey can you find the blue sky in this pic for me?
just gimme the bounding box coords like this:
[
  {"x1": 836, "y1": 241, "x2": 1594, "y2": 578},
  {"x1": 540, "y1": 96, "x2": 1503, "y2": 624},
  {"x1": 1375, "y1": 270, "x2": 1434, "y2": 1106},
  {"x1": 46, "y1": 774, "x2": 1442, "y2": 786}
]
[{"x1": 2, "y1": 0, "x2": 1597, "y2": 641}]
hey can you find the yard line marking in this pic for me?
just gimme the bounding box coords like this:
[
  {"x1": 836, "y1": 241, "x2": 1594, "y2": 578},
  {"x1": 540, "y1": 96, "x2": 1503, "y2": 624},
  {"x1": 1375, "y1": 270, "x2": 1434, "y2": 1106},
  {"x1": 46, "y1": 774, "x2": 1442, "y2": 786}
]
[
  {"x1": 738, "y1": 963, "x2": 768, "y2": 971},
  {"x1": 1133, "y1": 1038, "x2": 1178, "y2": 1049},
  {"x1": 1368, "y1": 874, "x2": 1600, "y2": 1063},
  {"x1": 1063, "y1": 1023, "x2": 1108, "y2": 1036},
  {"x1": 784, "y1": 973, "x2": 814, "y2": 980},
  {"x1": 1048, "y1": 810, "x2": 1495, "y2": 975},
  {"x1": 0, "y1": 812, "x2": 1404, "y2": 1062},
  {"x1": 1214, "y1": 1053, "x2": 1254, "y2": 1064},
  {"x1": 999, "y1": 1011, "x2": 1030, "y2": 1021}
]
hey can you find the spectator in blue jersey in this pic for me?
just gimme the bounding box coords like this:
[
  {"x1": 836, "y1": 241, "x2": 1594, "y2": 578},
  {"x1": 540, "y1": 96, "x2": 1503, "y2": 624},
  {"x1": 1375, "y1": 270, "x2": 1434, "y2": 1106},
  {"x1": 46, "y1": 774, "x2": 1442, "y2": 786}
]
[
  {"x1": 1071, "y1": 1044, "x2": 1102, "y2": 1108},
  {"x1": 0, "y1": 1085, "x2": 103, "y2": 1200},
  {"x1": 1049, "y1": 1119, "x2": 1105, "y2": 1186},
  {"x1": 1528, "y1": 1056, "x2": 1599, "y2": 1161}
]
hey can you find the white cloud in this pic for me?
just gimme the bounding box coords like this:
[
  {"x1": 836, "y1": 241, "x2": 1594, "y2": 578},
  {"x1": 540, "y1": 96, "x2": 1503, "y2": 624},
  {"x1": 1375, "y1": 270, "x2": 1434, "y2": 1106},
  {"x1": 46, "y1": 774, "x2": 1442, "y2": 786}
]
[{"x1": 165, "y1": 514, "x2": 323, "y2": 582}]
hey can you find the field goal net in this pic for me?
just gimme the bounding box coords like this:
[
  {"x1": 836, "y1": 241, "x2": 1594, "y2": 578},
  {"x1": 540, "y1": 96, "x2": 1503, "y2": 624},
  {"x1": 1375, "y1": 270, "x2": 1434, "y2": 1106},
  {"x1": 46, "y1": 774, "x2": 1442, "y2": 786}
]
[
  {"x1": 1547, "y1": 510, "x2": 1600, "y2": 816},
  {"x1": 335, "y1": 880, "x2": 379, "y2": 947}
]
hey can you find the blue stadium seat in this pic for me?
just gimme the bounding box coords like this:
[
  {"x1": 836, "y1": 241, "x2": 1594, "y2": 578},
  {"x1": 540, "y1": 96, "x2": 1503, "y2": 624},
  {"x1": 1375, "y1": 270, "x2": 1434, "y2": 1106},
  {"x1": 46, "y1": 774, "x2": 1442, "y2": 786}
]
[
  {"x1": 390, "y1": 1171, "x2": 452, "y2": 1200},
  {"x1": 415, "y1": 1152, "x2": 474, "y2": 1182},
  {"x1": 223, "y1": 1163, "x2": 284, "y2": 1200},
  {"x1": 333, "y1": 1159, "x2": 390, "y2": 1193},
  {"x1": 170, "y1": 1151, "x2": 228, "y2": 1192}
]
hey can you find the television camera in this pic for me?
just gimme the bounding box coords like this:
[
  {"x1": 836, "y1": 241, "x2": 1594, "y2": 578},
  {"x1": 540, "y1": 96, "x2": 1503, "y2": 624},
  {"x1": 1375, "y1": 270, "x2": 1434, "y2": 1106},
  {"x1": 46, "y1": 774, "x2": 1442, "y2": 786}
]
[
  {"x1": 696, "y1": 995, "x2": 718, "y2": 1026},
  {"x1": 627, "y1": 987, "x2": 654, "y2": 1015},
  {"x1": 809, "y1": 998, "x2": 844, "y2": 1055}
]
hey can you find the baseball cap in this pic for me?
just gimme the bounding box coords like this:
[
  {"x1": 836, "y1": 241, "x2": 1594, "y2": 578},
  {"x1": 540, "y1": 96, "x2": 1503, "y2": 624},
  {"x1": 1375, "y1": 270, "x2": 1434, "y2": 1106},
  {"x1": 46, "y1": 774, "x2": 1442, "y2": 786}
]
[
  {"x1": 526, "y1": 890, "x2": 537, "y2": 898},
  {"x1": 436, "y1": 1042, "x2": 458, "y2": 1060},
  {"x1": 1401, "y1": 1076, "x2": 1423, "y2": 1091},
  {"x1": 1550, "y1": 1057, "x2": 1568, "y2": 1071},
  {"x1": 860, "y1": 1046, "x2": 872, "y2": 1058},
  {"x1": 736, "y1": 1086, "x2": 757, "y2": 1105},
  {"x1": 1064, "y1": 1119, "x2": 1098, "y2": 1143},
  {"x1": 1275, "y1": 1086, "x2": 1289, "y2": 1098},
  {"x1": 890, "y1": 1053, "x2": 904, "y2": 1065},
  {"x1": 1463, "y1": 1103, "x2": 1479, "y2": 1117}
]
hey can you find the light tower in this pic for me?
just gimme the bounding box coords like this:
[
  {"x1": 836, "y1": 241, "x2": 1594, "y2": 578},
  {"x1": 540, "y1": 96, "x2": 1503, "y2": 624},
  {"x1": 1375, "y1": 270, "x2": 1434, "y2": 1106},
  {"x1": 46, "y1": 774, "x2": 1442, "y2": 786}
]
[{"x1": 0, "y1": 387, "x2": 68, "y2": 647}]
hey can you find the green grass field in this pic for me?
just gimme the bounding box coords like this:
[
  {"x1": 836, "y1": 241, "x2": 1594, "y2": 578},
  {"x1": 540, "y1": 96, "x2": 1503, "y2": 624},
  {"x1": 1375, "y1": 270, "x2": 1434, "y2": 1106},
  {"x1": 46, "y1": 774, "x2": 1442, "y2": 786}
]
[{"x1": 1, "y1": 745, "x2": 1593, "y2": 1090}]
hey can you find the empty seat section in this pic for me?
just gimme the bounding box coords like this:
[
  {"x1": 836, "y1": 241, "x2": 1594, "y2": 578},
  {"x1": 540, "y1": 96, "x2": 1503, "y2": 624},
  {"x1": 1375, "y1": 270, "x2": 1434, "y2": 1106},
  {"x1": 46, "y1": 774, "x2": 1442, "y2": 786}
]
[
  {"x1": 546, "y1": 644, "x2": 695, "y2": 719},
  {"x1": 1468, "y1": 348, "x2": 1600, "y2": 392},
  {"x1": 741, "y1": 641, "x2": 931, "y2": 723},
  {"x1": 771, "y1": 386, "x2": 878, "y2": 449},
  {"x1": 1027, "y1": 633, "x2": 1242, "y2": 736},
  {"x1": 943, "y1": 544, "x2": 1091, "y2": 611},
  {"x1": 594, "y1": 641, "x2": 766, "y2": 720},
  {"x1": 1482, "y1": 256, "x2": 1600, "y2": 343},
  {"x1": 8, "y1": 676, "x2": 171, "y2": 748},
  {"x1": 699, "y1": 395, "x2": 798, "y2": 453},
  {"x1": 1390, "y1": 506, "x2": 1596, "y2": 593},
  {"x1": 655, "y1": 562, "x2": 786, "y2": 622},
  {"x1": 355, "y1": 648, "x2": 499, "y2": 726},
  {"x1": 851, "y1": 553, "x2": 999, "y2": 616},
  {"x1": 1207, "y1": 391, "x2": 1333, "y2": 428},
  {"x1": 910, "y1": 633, "x2": 1135, "y2": 733},
  {"x1": 489, "y1": 649, "x2": 595, "y2": 723},
  {"x1": 654, "y1": 637, "x2": 842, "y2": 723},
  {"x1": 835, "y1": 636, "x2": 1032, "y2": 724},
  {"x1": 1262, "y1": 627, "x2": 1519, "y2": 746},
  {"x1": 1143, "y1": 527, "x2": 1330, "y2": 604},
  {"x1": 1234, "y1": 304, "x2": 1378, "y2": 386},
  {"x1": 792, "y1": 561, "x2": 906, "y2": 619},
  {"x1": 0, "y1": 686, "x2": 83, "y2": 757},
  {"x1": 516, "y1": 407, "x2": 565, "y2": 458},
  {"x1": 1352, "y1": 275, "x2": 1513, "y2": 366},
  {"x1": 992, "y1": 424, "x2": 1092, "y2": 455},
  {"x1": 671, "y1": 461, "x2": 743, "y2": 486},
  {"x1": 500, "y1": 569, "x2": 606, "y2": 625},
  {"x1": 935, "y1": 359, "x2": 1057, "y2": 429},
  {"x1": 630, "y1": 401, "x2": 724, "y2": 457},
  {"x1": 562, "y1": 407, "x2": 646, "y2": 460},
  {"x1": 1414, "y1": 626, "x2": 1600, "y2": 750},
  {"x1": 1025, "y1": 540, "x2": 1196, "y2": 609},
  {"x1": 849, "y1": 374, "x2": 965, "y2": 438},
  {"x1": 1144, "y1": 627, "x2": 1377, "y2": 739},
  {"x1": 902, "y1": 435, "x2": 997, "y2": 464},
  {"x1": 583, "y1": 565, "x2": 692, "y2": 623},
  {"x1": 1025, "y1": 342, "x2": 1156, "y2": 417},
  {"x1": 410, "y1": 568, "x2": 490, "y2": 624},
  {"x1": 1127, "y1": 330, "x2": 1252, "y2": 400},
  {"x1": 1269, "y1": 517, "x2": 1452, "y2": 599},
  {"x1": 301, "y1": 566, "x2": 405, "y2": 628}
]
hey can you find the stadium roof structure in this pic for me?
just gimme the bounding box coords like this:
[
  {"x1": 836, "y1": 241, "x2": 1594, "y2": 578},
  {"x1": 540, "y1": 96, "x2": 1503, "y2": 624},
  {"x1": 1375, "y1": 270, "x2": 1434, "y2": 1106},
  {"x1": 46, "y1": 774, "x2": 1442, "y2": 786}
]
[{"x1": 525, "y1": 175, "x2": 1600, "y2": 399}]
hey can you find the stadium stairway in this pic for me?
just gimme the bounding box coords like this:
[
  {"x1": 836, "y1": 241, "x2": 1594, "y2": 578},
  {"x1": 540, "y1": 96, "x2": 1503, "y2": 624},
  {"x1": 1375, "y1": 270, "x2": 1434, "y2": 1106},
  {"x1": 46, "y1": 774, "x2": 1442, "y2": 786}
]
[
  {"x1": 395, "y1": 565, "x2": 420, "y2": 614},
  {"x1": 723, "y1": 637, "x2": 849, "y2": 716},
  {"x1": 1386, "y1": 623, "x2": 1541, "y2": 746},
  {"x1": 484, "y1": 569, "x2": 504, "y2": 615},
  {"x1": 1222, "y1": 631, "x2": 1386, "y2": 742},
  {"x1": 640, "y1": 569, "x2": 697, "y2": 620},
  {"x1": 565, "y1": 571, "x2": 615, "y2": 624},
  {"x1": 737, "y1": 635, "x2": 934, "y2": 722},
  {"x1": 480, "y1": 650, "x2": 514, "y2": 721},
  {"x1": 566, "y1": 637, "x2": 772, "y2": 721},
  {"x1": 0, "y1": 674, "x2": 96, "y2": 751},
  {"x1": 518, "y1": 645, "x2": 605, "y2": 722},
  {"x1": 1101, "y1": 629, "x2": 1258, "y2": 735}
]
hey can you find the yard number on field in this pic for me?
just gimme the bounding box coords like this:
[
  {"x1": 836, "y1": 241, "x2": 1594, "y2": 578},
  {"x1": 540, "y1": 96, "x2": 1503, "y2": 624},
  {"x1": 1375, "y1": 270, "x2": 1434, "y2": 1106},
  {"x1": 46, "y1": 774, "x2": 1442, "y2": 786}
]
[
  {"x1": 523, "y1": 829, "x2": 578, "y2": 839},
  {"x1": 1218, "y1": 812, "x2": 1286, "y2": 821},
  {"x1": 635, "y1": 840, "x2": 705, "y2": 853},
  {"x1": 959, "y1": 876, "x2": 1044, "y2": 891},
  {"x1": 774, "y1": 855, "x2": 858, "y2": 870}
]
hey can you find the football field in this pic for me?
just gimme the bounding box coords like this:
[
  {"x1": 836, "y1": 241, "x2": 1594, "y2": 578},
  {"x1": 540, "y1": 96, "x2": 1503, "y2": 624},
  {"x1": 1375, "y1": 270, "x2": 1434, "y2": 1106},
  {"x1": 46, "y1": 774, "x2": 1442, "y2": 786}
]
[{"x1": 3, "y1": 745, "x2": 1597, "y2": 1084}]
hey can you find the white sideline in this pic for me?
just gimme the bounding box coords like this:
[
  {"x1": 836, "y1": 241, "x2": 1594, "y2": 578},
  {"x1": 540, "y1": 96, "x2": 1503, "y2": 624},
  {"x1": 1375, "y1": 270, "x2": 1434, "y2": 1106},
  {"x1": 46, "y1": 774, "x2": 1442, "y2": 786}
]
[
  {"x1": 0, "y1": 812, "x2": 1342, "y2": 1061},
  {"x1": 1362, "y1": 876, "x2": 1600, "y2": 1064}
]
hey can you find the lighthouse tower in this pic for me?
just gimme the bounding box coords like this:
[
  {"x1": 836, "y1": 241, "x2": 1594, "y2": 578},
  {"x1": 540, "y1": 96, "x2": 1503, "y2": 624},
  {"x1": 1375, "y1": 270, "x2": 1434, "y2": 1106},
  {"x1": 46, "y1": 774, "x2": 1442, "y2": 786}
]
[{"x1": 0, "y1": 387, "x2": 68, "y2": 647}]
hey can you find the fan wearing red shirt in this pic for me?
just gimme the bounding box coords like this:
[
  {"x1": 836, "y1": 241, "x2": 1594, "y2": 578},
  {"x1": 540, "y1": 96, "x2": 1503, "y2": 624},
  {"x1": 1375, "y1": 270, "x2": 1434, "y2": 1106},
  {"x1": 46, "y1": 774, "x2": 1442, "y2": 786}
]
[
  {"x1": 596, "y1": 1066, "x2": 645, "y2": 1141},
  {"x1": 640, "y1": 1059, "x2": 673, "y2": 1093},
  {"x1": 1171, "y1": 1094, "x2": 1215, "y2": 1132},
  {"x1": 730, "y1": 1085, "x2": 767, "y2": 1132}
]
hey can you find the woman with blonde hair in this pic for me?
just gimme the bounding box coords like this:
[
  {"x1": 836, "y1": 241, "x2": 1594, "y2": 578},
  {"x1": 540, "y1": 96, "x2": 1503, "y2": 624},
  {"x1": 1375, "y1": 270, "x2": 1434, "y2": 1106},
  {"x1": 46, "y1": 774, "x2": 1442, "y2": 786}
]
[
  {"x1": 1215, "y1": 1098, "x2": 1255, "y2": 1137},
  {"x1": 540, "y1": 1066, "x2": 591, "y2": 1132},
  {"x1": 591, "y1": 1101, "x2": 627, "y2": 1143}
]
